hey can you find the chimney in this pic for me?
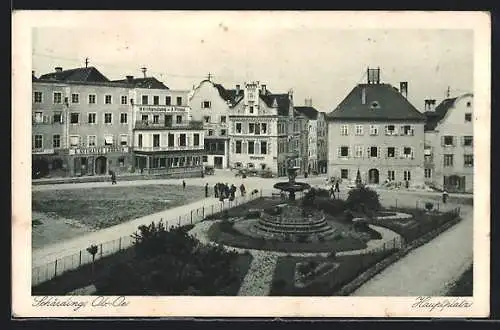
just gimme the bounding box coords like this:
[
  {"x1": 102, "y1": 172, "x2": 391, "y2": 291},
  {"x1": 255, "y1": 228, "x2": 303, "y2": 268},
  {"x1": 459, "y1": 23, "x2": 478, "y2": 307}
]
[
  {"x1": 261, "y1": 84, "x2": 267, "y2": 94},
  {"x1": 361, "y1": 87, "x2": 366, "y2": 105},
  {"x1": 55, "y1": 67, "x2": 63, "y2": 72},
  {"x1": 235, "y1": 84, "x2": 241, "y2": 94},
  {"x1": 288, "y1": 89, "x2": 293, "y2": 100},
  {"x1": 424, "y1": 99, "x2": 429, "y2": 111},
  {"x1": 429, "y1": 99, "x2": 436, "y2": 111},
  {"x1": 141, "y1": 67, "x2": 147, "y2": 78},
  {"x1": 400, "y1": 82, "x2": 408, "y2": 98},
  {"x1": 367, "y1": 67, "x2": 381, "y2": 84},
  {"x1": 126, "y1": 75, "x2": 134, "y2": 83}
]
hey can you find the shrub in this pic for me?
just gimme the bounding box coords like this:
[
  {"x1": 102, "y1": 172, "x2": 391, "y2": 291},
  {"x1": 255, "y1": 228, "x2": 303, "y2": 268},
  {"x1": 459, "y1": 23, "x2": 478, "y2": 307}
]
[
  {"x1": 425, "y1": 202, "x2": 434, "y2": 212},
  {"x1": 246, "y1": 209, "x2": 261, "y2": 219},
  {"x1": 343, "y1": 210, "x2": 354, "y2": 222},
  {"x1": 316, "y1": 199, "x2": 347, "y2": 216},
  {"x1": 346, "y1": 186, "x2": 381, "y2": 215}
]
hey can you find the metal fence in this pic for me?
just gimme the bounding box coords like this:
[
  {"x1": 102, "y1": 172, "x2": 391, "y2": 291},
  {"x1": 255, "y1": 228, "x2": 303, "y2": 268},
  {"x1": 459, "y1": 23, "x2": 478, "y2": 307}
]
[{"x1": 32, "y1": 190, "x2": 264, "y2": 286}]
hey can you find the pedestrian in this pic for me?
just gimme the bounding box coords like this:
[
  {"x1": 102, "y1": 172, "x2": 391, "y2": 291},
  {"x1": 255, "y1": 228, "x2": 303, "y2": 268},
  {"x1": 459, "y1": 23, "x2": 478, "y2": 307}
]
[
  {"x1": 230, "y1": 184, "x2": 236, "y2": 201},
  {"x1": 225, "y1": 183, "x2": 230, "y2": 199},
  {"x1": 240, "y1": 183, "x2": 246, "y2": 197},
  {"x1": 182, "y1": 180, "x2": 186, "y2": 190},
  {"x1": 111, "y1": 171, "x2": 117, "y2": 185},
  {"x1": 442, "y1": 190, "x2": 449, "y2": 204},
  {"x1": 329, "y1": 186, "x2": 335, "y2": 199},
  {"x1": 335, "y1": 181, "x2": 340, "y2": 193},
  {"x1": 214, "y1": 183, "x2": 219, "y2": 198},
  {"x1": 205, "y1": 183, "x2": 209, "y2": 198}
]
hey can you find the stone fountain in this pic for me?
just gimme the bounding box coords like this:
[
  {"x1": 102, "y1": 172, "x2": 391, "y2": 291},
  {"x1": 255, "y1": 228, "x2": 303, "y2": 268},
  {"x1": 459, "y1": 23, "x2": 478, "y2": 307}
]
[{"x1": 273, "y1": 166, "x2": 311, "y2": 201}]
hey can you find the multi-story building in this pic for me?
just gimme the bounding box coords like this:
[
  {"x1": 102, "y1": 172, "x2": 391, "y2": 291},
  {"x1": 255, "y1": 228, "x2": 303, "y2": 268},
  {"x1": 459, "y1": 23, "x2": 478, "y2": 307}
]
[
  {"x1": 326, "y1": 68, "x2": 426, "y2": 186},
  {"x1": 188, "y1": 78, "x2": 236, "y2": 169},
  {"x1": 112, "y1": 74, "x2": 205, "y2": 177},
  {"x1": 317, "y1": 111, "x2": 329, "y2": 174},
  {"x1": 33, "y1": 66, "x2": 132, "y2": 178},
  {"x1": 423, "y1": 93, "x2": 474, "y2": 193},
  {"x1": 228, "y1": 81, "x2": 295, "y2": 177}
]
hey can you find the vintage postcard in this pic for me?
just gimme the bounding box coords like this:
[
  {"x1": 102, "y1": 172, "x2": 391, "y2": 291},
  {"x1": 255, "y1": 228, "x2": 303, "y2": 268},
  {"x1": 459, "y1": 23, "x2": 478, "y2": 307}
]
[{"x1": 12, "y1": 10, "x2": 490, "y2": 318}]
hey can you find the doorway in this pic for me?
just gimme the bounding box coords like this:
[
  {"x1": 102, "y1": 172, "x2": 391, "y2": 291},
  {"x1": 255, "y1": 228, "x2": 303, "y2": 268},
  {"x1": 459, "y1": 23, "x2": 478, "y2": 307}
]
[
  {"x1": 214, "y1": 156, "x2": 223, "y2": 169},
  {"x1": 95, "y1": 156, "x2": 107, "y2": 175},
  {"x1": 368, "y1": 168, "x2": 380, "y2": 184}
]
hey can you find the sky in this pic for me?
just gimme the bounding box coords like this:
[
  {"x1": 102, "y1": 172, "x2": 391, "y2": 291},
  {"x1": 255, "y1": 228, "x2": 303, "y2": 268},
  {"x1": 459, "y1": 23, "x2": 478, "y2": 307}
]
[{"x1": 31, "y1": 12, "x2": 474, "y2": 113}]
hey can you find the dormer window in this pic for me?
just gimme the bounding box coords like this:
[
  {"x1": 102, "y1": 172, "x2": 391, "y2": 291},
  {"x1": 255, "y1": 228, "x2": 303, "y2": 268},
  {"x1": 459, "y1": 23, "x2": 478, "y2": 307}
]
[{"x1": 370, "y1": 101, "x2": 380, "y2": 109}]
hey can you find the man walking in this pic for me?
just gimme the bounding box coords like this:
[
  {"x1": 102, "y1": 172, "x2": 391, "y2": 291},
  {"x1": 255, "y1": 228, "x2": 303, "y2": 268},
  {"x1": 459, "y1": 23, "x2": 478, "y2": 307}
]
[
  {"x1": 182, "y1": 180, "x2": 186, "y2": 190},
  {"x1": 111, "y1": 171, "x2": 117, "y2": 185},
  {"x1": 335, "y1": 180, "x2": 340, "y2": 193},
  {"x1": 205, "y1": 183, "x2": 209, "y2": 198},
  {"x1": 214, "y1": 183, "x2": 219, "y2": 198}
]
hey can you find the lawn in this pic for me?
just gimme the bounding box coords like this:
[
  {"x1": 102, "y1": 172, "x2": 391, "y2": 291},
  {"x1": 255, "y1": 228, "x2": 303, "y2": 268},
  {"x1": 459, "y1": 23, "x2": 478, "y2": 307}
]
[
  {"x1": 32, "y1": 184, "x2": 204, "y2": 230},
  {"x1": 269, "y1": 251, "x2": 395, "y2": 296}
]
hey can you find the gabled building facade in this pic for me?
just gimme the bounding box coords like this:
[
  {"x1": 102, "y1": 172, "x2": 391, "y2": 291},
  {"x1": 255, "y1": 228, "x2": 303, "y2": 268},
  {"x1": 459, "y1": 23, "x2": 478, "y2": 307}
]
[
  {"x1": 188, "y1": 79, "x2": 236, "y2": 169},
  {"x1": 326, "y1": 68, "x2": 426, "y2": 186},
  {"x1": 423, "y1": 93, "x2": 474, "y2": 193},
  {"x1": 294, "y1": 99, "x2": 324, "y2": 174},
  {"x1": 228, "y1": 81, "x2": 295, "y2": 177}
]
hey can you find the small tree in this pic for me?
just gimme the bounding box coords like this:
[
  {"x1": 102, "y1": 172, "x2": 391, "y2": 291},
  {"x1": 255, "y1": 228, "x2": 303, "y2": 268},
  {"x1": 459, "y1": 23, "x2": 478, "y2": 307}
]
[
  {"x1": 346, "y1": 185, "x2": 381, "y2": 216},
  {"x1": 425, "y1": 202, "x2": 434, "y2": 212},
  {"x1": 86, "y1": 244, "x2": 98, "y2": 276},
  {"x1": 355, "y1": 169, "x2": 363, "y2": 187}
]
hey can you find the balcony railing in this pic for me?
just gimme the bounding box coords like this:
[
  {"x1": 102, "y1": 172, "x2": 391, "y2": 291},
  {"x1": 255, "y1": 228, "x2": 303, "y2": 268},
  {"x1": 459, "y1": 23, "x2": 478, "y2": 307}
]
[
  {"x1": 133, "y1": 145, "x2": 204, "y2": 152},
  {"x1": 134, "y1": 120, "x2": 204, "y2": 130}
]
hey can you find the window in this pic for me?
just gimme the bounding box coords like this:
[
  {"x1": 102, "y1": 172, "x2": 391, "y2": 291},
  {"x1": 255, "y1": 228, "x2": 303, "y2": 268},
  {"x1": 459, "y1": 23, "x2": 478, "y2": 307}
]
[
  {"x1": 236, "y1": 141, "x2": 242, "y2": 154},
  {"x1": 424, "y1": 168, "x2": 432, "y2": 178},
  {"x1": 340, "y1": 146, "x2": 349, "y2": 157},
  {"x1": 355, "y1": 145, "x2": 363, "y2": 158},
  {"x1": 465, "y1": 113, "x2": 472, "y2": 122},
  {"x1": 84, "y1": 113, "x2": 95, "y2": 125},
  {"x1": 192, "y1": 133, "x2": 199, "y2": 146},
  {"x1": 220, "y1": 129, "x2": 227, "y2": 136},
  {"x1": 153, "y1": 96, "x2": 159, "y2": 105},
  {"x1": 355, "y1": 125, "x2": 364, "y2": 136},
  {"x1": 369, "y1": 125, "x2": 378, "y2": 136},
  {"x1": 463, "y1": 136, "x2": 473, "y2": 146},
  {"x1": 464, "y1": 154, "x2": 474, "y2": 167},
  {"x1": 261, "y1": 141, "x2": 267, "y2": 154},
  {"x1": 179, "y1": 134, "x2": 186, "y2": 146},
  {"x1": 71, "y1": 93, "x2": 79, "y2": 103},
  {"x1": 121, "y1": 96, "x2": 128, "y2": 105},
  {"x1": 248, "y1": 141, "x2": 255, "y2": 154},
  {"x1": 34, "y1": 135, "x2": 43, "y2": 149},
  {"x1": 444, "y1": 154, "x2": 454, "y2": 167},
  {"x1": 404, "y1": 170, "x2": 411, "y2": 181},
  {"x1": 142, "y1": 95, "x2": 149, "y2": 105},
  {"x1": 119, "y1": 157, "x2": 125, "y2": 167},
  {"x1": 208, "y1": 129, "x2": 214, "y2": 136},
  {"x1": 387, "y1": 147, "x2": 395, "y2": 158},
  {"x1": 204, "y1": 116, "x2": 210, "y2": 123},
  {"x1": 88, "y1": 94, "x2": 96, "y2": 104},
  {"x1": 176, "y1": 115, "x2": 182, "y2": 124},
  {"x1": 370, "y1": 146, "x2": 378, "y2": 158},
  {"x1": 34, "y1": 92, "x2": 42, "y2": 103},
  {"x1": 166, "y1": 96, "x2": 171, "y2": 105},
  {"x1": 53, "y1": 112, "x2": 62, "y2": 123},
  {"x1": 168, "y1": 134, "x2": 174, "y2": 147},
  {"x1": 402, "y1": 125, "x2": 414, "y2": 136},
  {"x1": 385, "y1": 125, "x2": 396, "y2": 135},
  {"x1": 236, "y1": 123, "x2": 242, "y2": 133},
  {"x1": 70, "y1": 113, "x2": 80, "y2": 124},
  {"x1": 120, "y1": 113, "x2": 127, "y2": 124},
  {"x1": 104, "y1": 135, "x2": 114, "y2": 146},
  {"x1": 52, "y1": 134, "x2": 60, "y2": 148},
  {"x1": 340, "y1": 125, "x2": 348, "y2": 136},
  {"x1": 88, "y1": 135, "x2": 96, "y2": 147},
  {"x1": 387, "y1": 170, "x2": 395, "y2": 181},
  {"x1": 141, "y1": 115, "x2": 149, "y2": 122},
  {"x1": 138, "y1": 134, "x2": 143, "y2": 147},
  {"x1": 249, "y1": 123, "x2": 255, "y2": 134},
  {"x1": 202, "y1": 101, "x2": 211, "y2": 108},
  {"x1": 443, "y1": 136, "x2": 454, "y2": 146},
  {"x1": 249, "y1": 106, "x2": 254, "y2": 114},
  {"x1": 53, "y1": 92, "x2": 62, "y2": 104},
  {"x1": 341, "y1": 169, "x2": 349, "y2": 179},
  {"x1": 153, "y1": 134, "x2": 160, "y2": 148},
  {"x1": 105, "y1": 95, "x2": 112, "y2": 104},
  {"x1": 104, "y1": 113, "x2": 112, "y2": 124},
  {"x1": 202, "y1": 155, "x2": 208, "y2": 162},
  {"x1": 34, "y1": 112, "x2": 43, "y2": 124},
  {"x1": 120, "y1": 135, "x2": 128, "y2": 146},
  {"x1": 176, "y1": 97, "x2": 182, "y2": 106},
  {"x1": 220, "y1": 116, "x2": 227, "y2": 123},
  {"x1": 262, "y1": 123, "x2": 267, "y2": 134},
  {"x1": 403, "y1": 147, "x2": 413, "y2": 159},
  {"x1": 69, "y1": 136, "x2": 80, "y2": 147},
  {"x1": 153, "y1": 115, "x2": 159, "y2": 124}
]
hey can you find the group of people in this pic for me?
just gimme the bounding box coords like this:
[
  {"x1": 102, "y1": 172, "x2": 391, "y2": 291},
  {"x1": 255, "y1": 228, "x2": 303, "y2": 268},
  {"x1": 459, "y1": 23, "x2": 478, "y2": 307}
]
[{"x1": 204, "y1": 182, "x2": 247, "y2": 201}]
